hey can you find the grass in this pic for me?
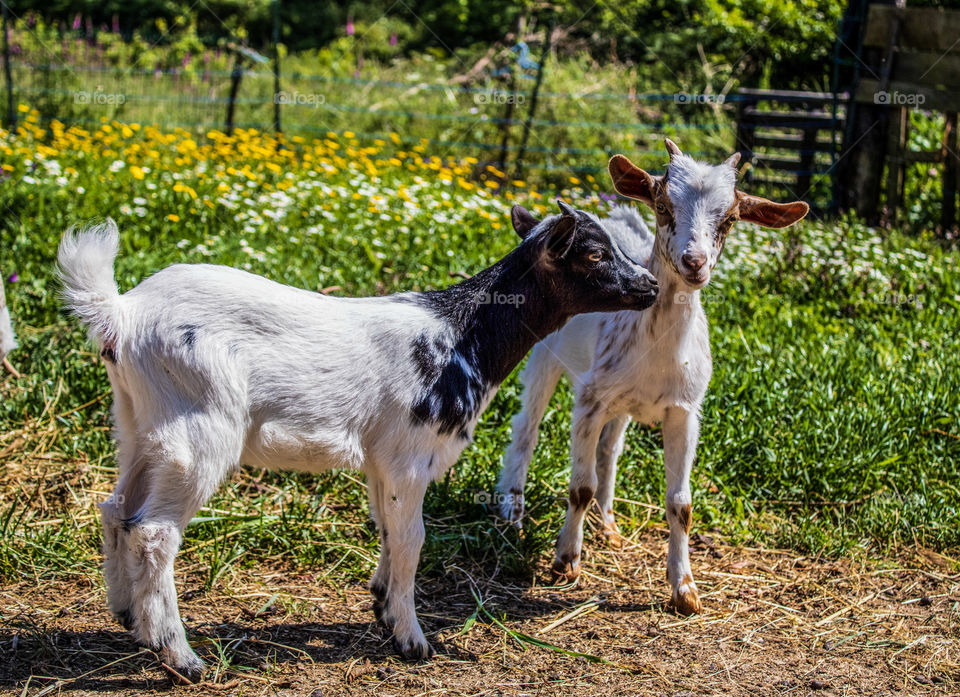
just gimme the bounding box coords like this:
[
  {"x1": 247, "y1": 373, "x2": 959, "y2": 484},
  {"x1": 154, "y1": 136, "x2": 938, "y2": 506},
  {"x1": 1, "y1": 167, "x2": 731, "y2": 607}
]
[{"x1": 0, "y1": 104, "x2": 958, "y2": 601}]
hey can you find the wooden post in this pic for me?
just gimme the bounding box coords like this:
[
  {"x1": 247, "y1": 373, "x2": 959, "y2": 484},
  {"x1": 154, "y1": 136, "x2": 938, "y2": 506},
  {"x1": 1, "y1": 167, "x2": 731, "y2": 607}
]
[
  {"x1": 513, "y1": 17, "x2": 553, "y2": 181},
  {"x1": 836, "y1": 0, "x2": 900, "y2": 223},
  {"x1": 495, "y1": 70, "x2": 516, "y2": 172},
  {"x1": 271, "y1": 0, "x2": 281, "y2": 134},
  {"x1": 884, "y1": 105, "x2": 907, "y2": 224},
  {"x1": 943, "y1": 111, "x2": 959, "y2": 232},
  {"x1": 1, "y1": 0, "x2": 14, "y2": 131},
  {"x1": 226, "y1": 53, "x2": 243, "y2": 136}
]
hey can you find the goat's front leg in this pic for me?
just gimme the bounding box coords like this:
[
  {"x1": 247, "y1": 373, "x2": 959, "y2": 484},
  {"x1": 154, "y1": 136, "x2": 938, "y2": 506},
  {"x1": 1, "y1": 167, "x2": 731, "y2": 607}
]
[
  {"x1": 377, "y1": 469, "x2": 432, "y2": 660},
  {"x1": 553, "y1": 394, "x2": 608, "y2": 582},
  {"x1": 366, "y1": 471, "x2": 390, "y2": 622},
  {"x1": 662, "y1": 406, "x2": 702, "y2": 615}
]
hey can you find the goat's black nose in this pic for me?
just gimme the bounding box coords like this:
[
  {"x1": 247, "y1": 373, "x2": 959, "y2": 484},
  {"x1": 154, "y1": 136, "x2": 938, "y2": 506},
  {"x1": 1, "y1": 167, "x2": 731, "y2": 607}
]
[
  {"x1": 681, "y1": 251, "x2": 706, "y2": 272},
  {"x1": 631, "y1": 274, "x2": 658, "y2": 295}
]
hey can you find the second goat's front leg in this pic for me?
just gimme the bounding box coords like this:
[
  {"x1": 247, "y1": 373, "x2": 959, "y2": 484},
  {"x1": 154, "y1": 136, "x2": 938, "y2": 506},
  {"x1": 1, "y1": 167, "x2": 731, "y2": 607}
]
[
  {"x1": 553, "y1": 394, "x2": 608, "y2": 582},
  {"x1": 377, "y1": 468, "x2": 432, "y2": 660},
  {"x1": 662, "y1": 406, "x2": 702, "y2": 615}
]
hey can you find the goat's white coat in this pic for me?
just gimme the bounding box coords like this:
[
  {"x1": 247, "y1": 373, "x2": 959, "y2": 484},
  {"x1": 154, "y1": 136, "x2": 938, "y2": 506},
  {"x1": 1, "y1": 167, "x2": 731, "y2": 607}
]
[
  {"x1": 59, "y1": 223, "x2": 491, "y2": 672},
  {"x1": 497, "y1": 150, "x2": 768, "y2": 613}
]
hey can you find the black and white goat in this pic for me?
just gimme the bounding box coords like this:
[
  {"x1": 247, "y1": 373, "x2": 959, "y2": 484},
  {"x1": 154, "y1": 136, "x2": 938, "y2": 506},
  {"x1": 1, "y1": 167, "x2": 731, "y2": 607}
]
[
  {"x1": 58, "y1": 200, "x2": 658, "y2": 678},
  {"x1": 496, "y1": 141, "x2": 808, "y2": 615}
]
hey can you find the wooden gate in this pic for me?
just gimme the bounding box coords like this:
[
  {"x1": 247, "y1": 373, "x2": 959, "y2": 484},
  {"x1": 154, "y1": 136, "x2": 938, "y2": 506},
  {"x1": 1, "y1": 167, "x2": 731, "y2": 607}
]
[
  {"x1": 843, "y1": 4, "x2": 960, "y2": 228},
  {"x1": 734, "y1": 89, "x2": 845, "y2": 214}
]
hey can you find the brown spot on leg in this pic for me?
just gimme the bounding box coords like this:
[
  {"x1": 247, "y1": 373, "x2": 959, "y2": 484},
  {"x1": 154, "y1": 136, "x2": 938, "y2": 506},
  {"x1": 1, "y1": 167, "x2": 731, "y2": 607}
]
[
  {"x1": 569, "y1": 486, "x2": 594, "y2": 511},
  {"x1": 100, "y1": 338, "x2": 117, "y2": 364},
  {"x1": 671, "y1": 573, "x2": 702, "y2": 615},
  {"x1": 671, "y1": 502, "x2": 692, "y2": 535}
]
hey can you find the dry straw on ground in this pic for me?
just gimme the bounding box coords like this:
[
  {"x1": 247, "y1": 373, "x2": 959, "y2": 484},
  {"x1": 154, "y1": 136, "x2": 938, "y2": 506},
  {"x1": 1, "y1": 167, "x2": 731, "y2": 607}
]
[{"x1": 0, "y1": 387, "x2": 958, "y2": 696}]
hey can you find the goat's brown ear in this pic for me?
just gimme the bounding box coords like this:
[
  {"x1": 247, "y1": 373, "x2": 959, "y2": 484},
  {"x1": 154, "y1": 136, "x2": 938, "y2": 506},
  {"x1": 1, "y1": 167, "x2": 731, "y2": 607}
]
[
  {"x1": 737, "y1": 192, "x2": 810, "y2": 228},
  {"x1": 511, "y1": 204, "x2": 540, "y2": 239},
  {"x1": 608, "y1": 154, "x2": 657, "y2": 206}
]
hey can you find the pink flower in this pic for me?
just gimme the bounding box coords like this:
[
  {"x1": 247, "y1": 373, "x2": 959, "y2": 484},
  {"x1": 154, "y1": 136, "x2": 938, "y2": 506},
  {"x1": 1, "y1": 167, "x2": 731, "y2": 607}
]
[
  {"x1": 346, "y1": 17, "x2": 355, "y2": 36},
  {"x1": 72, "y1": 14, "x2": 82, "y2": 30},
  {"x1": 390, "y1": 33, "x2": 397, "y2": 46}
]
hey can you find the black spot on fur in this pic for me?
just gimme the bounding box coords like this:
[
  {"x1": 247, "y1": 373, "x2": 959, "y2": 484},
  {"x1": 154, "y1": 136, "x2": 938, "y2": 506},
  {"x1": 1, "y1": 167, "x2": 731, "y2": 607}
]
[
  {"x1": 410, "y1": 350, "x2": 487, "y2": 436},
  {"x1": 100, "y1": 346, "x2": 116, "y2": 363},
  {"x1": 410, "y1": 332, "x2": 449, "y2": 386},
  {"x1": 179, "y1": 324, "x2": 200, "y2": 348},
  {"x1": 121, "y1": 510, "x2": 144, "y2": 532}
]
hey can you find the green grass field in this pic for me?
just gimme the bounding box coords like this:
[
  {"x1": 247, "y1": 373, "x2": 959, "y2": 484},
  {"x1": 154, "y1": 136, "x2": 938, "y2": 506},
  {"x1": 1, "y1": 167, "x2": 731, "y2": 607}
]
[{"x1": 1, "y1": 105, "x2": 958, "y2": 598}]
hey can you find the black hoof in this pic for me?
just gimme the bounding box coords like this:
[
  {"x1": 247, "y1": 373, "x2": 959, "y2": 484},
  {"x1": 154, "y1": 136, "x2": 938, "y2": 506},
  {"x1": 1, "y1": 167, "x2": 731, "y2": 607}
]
[
  {"x1": 115, "y1": 609, "x2": 134, "y2": 631},
  {"x1": 370, "y1": 582, "x2": 387, "y2": 602},
  {"x1": 163, "y1": 662, "x2": 204, "y2": 685},
  {"x1": 373, "y1": 599, "x2": 386, "y2": 624},
  {"x1": 392, "y1": 636, "x2": 435, "y2": 661}
]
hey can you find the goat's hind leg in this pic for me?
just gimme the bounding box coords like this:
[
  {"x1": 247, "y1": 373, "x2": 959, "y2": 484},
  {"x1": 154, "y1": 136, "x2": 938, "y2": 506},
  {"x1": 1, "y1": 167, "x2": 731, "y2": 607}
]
[
  {"x1": 101, "y1": 384, "x2": 148, "y2": 630},
  {"x1": 553, "y1": 390, "x2": 608, "y2": 582},
  {"x1": 125, "y1": 421, "x2": 239, "y2": 681},
  {"x1": 496, "y1": 343, "x2": 564, "y2": 526},
  {"x1": 594, "y1": 414, "x2": 630, "y2": 548}
]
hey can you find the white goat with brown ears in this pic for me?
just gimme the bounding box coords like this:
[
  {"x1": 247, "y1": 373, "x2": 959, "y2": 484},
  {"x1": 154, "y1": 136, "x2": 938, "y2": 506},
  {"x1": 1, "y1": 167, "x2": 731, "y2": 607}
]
[{"x1": 497, "y1": 139, "x2": 809, "y2": 614}]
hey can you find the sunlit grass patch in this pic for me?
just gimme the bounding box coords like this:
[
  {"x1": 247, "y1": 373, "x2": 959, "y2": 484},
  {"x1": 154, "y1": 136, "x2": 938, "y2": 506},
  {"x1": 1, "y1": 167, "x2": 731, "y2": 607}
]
[{"x1": 1, "y1": 108, "x2": 958, "y2": 593}]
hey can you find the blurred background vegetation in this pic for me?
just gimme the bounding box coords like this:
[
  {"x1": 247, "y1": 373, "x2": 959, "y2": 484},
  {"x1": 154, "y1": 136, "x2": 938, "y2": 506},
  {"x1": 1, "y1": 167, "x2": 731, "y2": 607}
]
[{"x1": 5, "y1": 0, "x2": 960, "y2": 230}]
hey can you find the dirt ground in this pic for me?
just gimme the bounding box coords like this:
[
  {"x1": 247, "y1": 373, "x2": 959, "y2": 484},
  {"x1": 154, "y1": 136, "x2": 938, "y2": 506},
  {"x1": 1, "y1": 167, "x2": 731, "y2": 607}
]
[{"x1": 1, "y1": 529, "x2": 957, "y2": 697}]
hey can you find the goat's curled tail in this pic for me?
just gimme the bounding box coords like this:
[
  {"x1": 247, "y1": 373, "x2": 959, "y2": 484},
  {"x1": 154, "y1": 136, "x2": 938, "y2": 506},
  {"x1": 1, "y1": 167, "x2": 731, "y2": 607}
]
[{"x1": 58, "y1": 219, "x2": 123, "y2": 346}]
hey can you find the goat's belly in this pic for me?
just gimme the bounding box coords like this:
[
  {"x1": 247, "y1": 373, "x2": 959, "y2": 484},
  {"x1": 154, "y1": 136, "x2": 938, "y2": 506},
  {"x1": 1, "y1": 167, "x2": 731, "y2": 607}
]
[
  {"x1": 628, "y1": 402, "x2": 667, "y2": 427},
  {"x1": 242, "y1": 422, "x2": 363, "y2": 473}
]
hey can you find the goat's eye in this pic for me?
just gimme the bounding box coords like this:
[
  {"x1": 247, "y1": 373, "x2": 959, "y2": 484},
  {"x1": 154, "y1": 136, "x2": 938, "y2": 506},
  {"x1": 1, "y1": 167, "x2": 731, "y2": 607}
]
[
  {"x1": 587, "y1": 251, "x2": 603, "y2": 263},
  {"x1": 656, "y1": 202, "x2": 667, "y2": 214}
]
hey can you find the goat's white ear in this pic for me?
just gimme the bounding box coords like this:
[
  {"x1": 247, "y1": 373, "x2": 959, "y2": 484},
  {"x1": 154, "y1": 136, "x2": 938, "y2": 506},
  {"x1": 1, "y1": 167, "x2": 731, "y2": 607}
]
[
  {"x1": 724, "y1": 152, "x2": 741, "y2": 169},
  {"x1": 608, "y1": 154, "x2": 657, "y2": 206},
  {"x1": 511, "y1": 204, "x2": 540, "y2": 239},
  {"x1": 737, "y1": 191, "x2": 810, "y2": 228},
  {"x1": 665, "y1": 138, "x2": 683, "y2": 159}
]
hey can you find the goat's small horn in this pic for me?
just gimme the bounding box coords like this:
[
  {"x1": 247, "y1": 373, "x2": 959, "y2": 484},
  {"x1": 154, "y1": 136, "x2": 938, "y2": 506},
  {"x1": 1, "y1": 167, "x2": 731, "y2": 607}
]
[
  {"x1": 664, "y1": 138, "x2": 682, "y2": 159},
  {"x1": 724, "y1": 152, "x2": 742, "y2": 169},
  {"x1": 556, "y1": 199, "x2": 577, "y2": 217}
]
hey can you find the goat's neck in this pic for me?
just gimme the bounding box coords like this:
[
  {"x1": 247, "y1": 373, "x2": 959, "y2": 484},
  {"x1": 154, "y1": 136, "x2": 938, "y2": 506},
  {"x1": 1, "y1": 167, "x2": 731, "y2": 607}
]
[
  {"x1": 643, "y1": 237, "x2": 703, "y2": 335},
  {"x1": 414, "y1": 249, "x2": 569, "y2": 388}
]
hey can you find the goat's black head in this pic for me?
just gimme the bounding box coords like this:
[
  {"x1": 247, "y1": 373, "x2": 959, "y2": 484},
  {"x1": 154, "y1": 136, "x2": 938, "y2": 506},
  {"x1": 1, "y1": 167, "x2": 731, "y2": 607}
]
[{"x1": 511, "y1": 200, "x2": 658, "y2": 314}]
